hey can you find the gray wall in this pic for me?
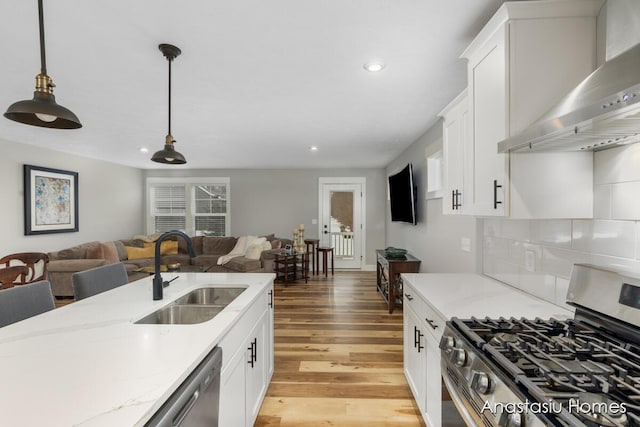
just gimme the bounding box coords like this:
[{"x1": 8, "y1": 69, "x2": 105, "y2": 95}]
[
  {"x1": 384, "y1": 121, "x2": 478, "y2": 273},
  {"x1": 0, "y1": 138, "x2": 144, "y2": 254},
  {"x1": 144, "y1": 168, "x2": 387, "y2": 267}
]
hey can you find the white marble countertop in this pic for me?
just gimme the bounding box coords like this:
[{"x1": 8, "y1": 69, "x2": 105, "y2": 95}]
[
  {"x1": 401, "y1": 273, "x2": 573, "y2": 320},
  {"x1": 0, "y1": 272, "x2": 275, "y2": 427}
]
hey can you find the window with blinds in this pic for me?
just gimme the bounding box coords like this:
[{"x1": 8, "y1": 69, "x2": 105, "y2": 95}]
[
  {"x1": 150, "y1": 185, "x2": 187, "y2": 232},
  {"x1": 193, "y1": 184, "x2": 227, "y2": 236},
  {"x1": 147, "y1": 178, "x2": 230, "y2": 236}
]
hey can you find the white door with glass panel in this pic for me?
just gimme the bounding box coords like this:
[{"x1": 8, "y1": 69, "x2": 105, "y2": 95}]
[{"x1": 319, "y1": 179, "x2": 364, "y2": 269}]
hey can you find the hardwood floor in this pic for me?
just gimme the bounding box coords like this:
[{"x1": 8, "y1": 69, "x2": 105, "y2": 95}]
[{"x1": 255, "y1": 271, "x2": 425, "y2": 426}]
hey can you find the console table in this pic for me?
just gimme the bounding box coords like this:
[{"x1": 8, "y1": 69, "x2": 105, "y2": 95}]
[{"x1": 376, "y1": 250, "x2": 421, "y2": 313}]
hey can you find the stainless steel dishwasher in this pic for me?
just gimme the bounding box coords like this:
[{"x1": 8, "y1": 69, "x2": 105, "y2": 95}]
[{"x1": 145, "y1": 346, "x2": 222, "y2": 427}]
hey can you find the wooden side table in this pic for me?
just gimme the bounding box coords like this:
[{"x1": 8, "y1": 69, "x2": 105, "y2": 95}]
[
  {"x1": 304, "y1": 238, "x2": 320, "y2": 275},
  {"x1": 274, "y1": 252, "x2": 308, "y2": 284},
  {"x1": 376, "y1": 250, "x2": 421, "y2": 313},
  {"x1": 317, "y1": 247, "x2": 334, "y2": 277}
]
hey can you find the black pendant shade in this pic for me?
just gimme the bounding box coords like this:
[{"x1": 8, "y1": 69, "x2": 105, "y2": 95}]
[
  {"x1": 151, "y1": 43, "x2": 186, "y2": 165},
  {"x1": 151, "y1": 136, "x2": 187, "y2": 164},
  {"x1": 4, "y1": 0, "x2": 81, "y2": 129}
]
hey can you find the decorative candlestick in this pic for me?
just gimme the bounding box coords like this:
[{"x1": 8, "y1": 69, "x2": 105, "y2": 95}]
[{"x1": 293, "y1": 224, "x2": 305, "y2": 253}]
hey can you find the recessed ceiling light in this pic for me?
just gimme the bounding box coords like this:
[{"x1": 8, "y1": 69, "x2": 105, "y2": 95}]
[
  {"x1": 139, "y1": 147, "x2": 149, "y2": 153},
  {"x1": 363, "y1": 61, "x2": 385, "y2": 72},
  {"x1": 310, "y1": 146, "x2": 318, "y2": 152}
]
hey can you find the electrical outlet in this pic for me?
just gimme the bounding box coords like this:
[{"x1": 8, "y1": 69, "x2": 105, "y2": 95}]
[
  {"x1": 461, "y1": 237, "x2": 471, "y2": 252},
  {"x1": 525, "y1": 250, "x2": 536, "y2": 272}
]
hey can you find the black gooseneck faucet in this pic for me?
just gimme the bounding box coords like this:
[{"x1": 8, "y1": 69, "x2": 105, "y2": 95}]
[{"x1": 153, "y1": 230, "x2": 196, "y2": 300}]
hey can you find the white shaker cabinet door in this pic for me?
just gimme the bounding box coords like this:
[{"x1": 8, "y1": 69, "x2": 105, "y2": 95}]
[{"x1": 467, "y1": 27, "x2": 508, "y2": 217}]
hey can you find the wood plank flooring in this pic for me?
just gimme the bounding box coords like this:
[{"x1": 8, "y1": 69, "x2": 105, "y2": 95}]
[{"x1": 255, "y1": 271, "x2": 425, "y2": 426}]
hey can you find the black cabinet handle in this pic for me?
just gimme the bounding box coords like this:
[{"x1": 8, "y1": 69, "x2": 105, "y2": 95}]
[
  {"x1": 248, "y1": 338, "x2": 258, "y2": 367},
  {"x1": 493, "y1": 180, "x2": 503, "y2": 209},
  {"x1": 404, "y1": 293, "x2": 413, "y2": 301},
  {"x1": 414, "y1": 326, "x2": 419, "y2": 348},
  {"x1": 452, "y1": 190, "x2": 456, "y2": 210},
  {"x1": 417, "y1": 330, "x2": 424, "y2": 353},
  {"x1": 426, "y1": 318, "x2": 438, "y2": 330},
  {"x1": 268, "y1": 290, "x2": 273, "y2": 308},
  {"x1": 455, "y1": 190, "x2": 462, "y2": 209},
  {"x1": 248, "y1": 343, "x2": 255, "y2": 368}
]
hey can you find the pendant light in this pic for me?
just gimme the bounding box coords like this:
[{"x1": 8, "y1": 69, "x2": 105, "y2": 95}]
[
  {"x1": 4, "y1": 0, "x2": 81, "y2": 129},
  {"x1": 151, "y1": 44, "x2": 187, "y2": 164}
]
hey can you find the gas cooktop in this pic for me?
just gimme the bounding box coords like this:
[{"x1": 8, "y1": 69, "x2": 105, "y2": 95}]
[{"x1": 441, "y1": 265, "x2": 640, "y2": 427}]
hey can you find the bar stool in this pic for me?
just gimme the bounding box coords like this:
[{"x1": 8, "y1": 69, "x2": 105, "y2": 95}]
[
  {"x1": 316, "y1": 246, "x2": 334, "y2": 277},
  {"x1": 304, "y1": 238, "x2": 320, "y2": 275}
]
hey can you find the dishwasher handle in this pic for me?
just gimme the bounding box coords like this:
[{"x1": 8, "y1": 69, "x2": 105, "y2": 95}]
[
  {"x1": 172, "y1": 389, "x2": 200, "y2": 426},
  {"x1": 145, "y1": 346, "x2": 222, "y2": 427}
]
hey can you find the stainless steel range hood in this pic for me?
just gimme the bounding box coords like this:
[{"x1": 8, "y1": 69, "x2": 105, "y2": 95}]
[{"x1": 498, "y1": 43, "x2": 640, "y2": 153}]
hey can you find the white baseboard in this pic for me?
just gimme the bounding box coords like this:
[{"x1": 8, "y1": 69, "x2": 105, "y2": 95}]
[{"x1": 362, "y1": 264, "x2": 376, "y2": 271}]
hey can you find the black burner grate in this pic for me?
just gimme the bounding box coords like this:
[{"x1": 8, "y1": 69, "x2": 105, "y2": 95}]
[{"x1": 455, "y1": 317, "x2": 640, "y2": 426}]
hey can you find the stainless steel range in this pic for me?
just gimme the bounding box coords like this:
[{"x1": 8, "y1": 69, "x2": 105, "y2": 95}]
[{"x1": 440, "y1": 264, "x2": 640, "y2": 427}]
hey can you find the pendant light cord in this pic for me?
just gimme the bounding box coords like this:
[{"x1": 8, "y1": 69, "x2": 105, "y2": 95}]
[
  {"x1": 38, "y1": 0, "x2": 47, "y2": 74},
  {"x1": 168, "y1": 57, "x2": 172, "y2": 136}
]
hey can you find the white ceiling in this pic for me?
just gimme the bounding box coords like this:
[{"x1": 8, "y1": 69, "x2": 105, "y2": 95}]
[{"x1": 0, "y1": 0, "x2": 507, "y2": 170}]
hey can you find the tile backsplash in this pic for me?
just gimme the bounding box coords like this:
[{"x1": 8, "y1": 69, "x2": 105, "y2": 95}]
[
  {"x1": 483, "y1": 218, "x2": 640, "y2": 309},
  {"x1": 483, "y1": 144, "x2": 640, "y2": 309}
]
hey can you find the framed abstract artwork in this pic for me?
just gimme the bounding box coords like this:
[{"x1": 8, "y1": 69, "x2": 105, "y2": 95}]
[{"x1": 24, "y1": 165, "x2": 79, "y2": 235}]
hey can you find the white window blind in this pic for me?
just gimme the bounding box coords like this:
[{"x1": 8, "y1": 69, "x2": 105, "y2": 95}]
[{"x1": 147, "y1": 178, "x2": 230, "y2": 236}]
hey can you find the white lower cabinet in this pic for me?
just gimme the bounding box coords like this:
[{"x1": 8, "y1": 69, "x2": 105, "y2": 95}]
[
  {"x1": 404, "y1": 302, "x2": 426, "y2": 414},
  {"x1": 403, "y1": 282, "x2": 445, "y2": 427},
  {"x1": 218, "y1": 283, "x2": 274, "y2": 426}
]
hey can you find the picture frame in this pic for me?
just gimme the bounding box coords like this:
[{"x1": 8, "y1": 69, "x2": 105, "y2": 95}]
[{"x1": 24, "y1": 164, "x2": 79, "y2": 235}]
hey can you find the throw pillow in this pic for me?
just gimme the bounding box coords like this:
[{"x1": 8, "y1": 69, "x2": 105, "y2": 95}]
[
  {"x1": 125, "y1": 245, "x2": 155, "y2": 260},
  {"x1": 260, "y1": 233, "x2": 275, "y2": 242},
  {"x1": 160, "y1": 240, "x2": 179, "y2": 255},
  {"x1": 271, "y1": 239, "x2": 282, "y2": 249},
  {"x1": 113, "y1": 240, "x2": 128, "y2": 261},
  {"x1": 245, "y1": 244, "x2": 263, "y2": 260},
  {"x1": 86, "y1": 242, "x2": 104, "y2": 259},
  {"x1": 120, "y1": 239, "x2": 144, "y2": 248},
  {"x1": 142, "y1": 241, "x2": 178, "y2": 255},
  {"x1": 101, "y1": 242, "x2": 120, "y2": 264}
]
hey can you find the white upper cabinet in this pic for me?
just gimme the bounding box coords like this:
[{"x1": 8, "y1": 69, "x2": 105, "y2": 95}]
[
  {"x1": 460, "y1": 0, "x2": 602, "y2": 218},
  {"x1": 439, "y1": 90, "x2": 468, "y2": 215}
]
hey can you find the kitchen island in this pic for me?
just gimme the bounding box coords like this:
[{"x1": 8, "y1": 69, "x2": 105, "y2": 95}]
[{"x1": 0, "y1": 272, "x2": 275, "y2": 427}]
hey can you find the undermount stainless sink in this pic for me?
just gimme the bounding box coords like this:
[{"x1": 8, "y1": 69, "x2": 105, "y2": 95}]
[
  {"x1": 173, "y1": 287, "x2": 246, "y2": 306},
  {"x1": 135, "y1": 287, "x2": 246, "y2": 325},
  {"x1": 135, "y1": 305, "x2": 226, "y2": 325}
]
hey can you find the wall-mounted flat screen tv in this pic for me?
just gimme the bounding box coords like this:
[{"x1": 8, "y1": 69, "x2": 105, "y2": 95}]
[{"x1": 388, "y1": 163, "x2": 417, "y2": 225}]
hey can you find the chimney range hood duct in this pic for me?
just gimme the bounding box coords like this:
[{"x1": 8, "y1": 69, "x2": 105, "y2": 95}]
[{"x1": 498, "y1": 43, "x2": 640, "y2": 153}]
